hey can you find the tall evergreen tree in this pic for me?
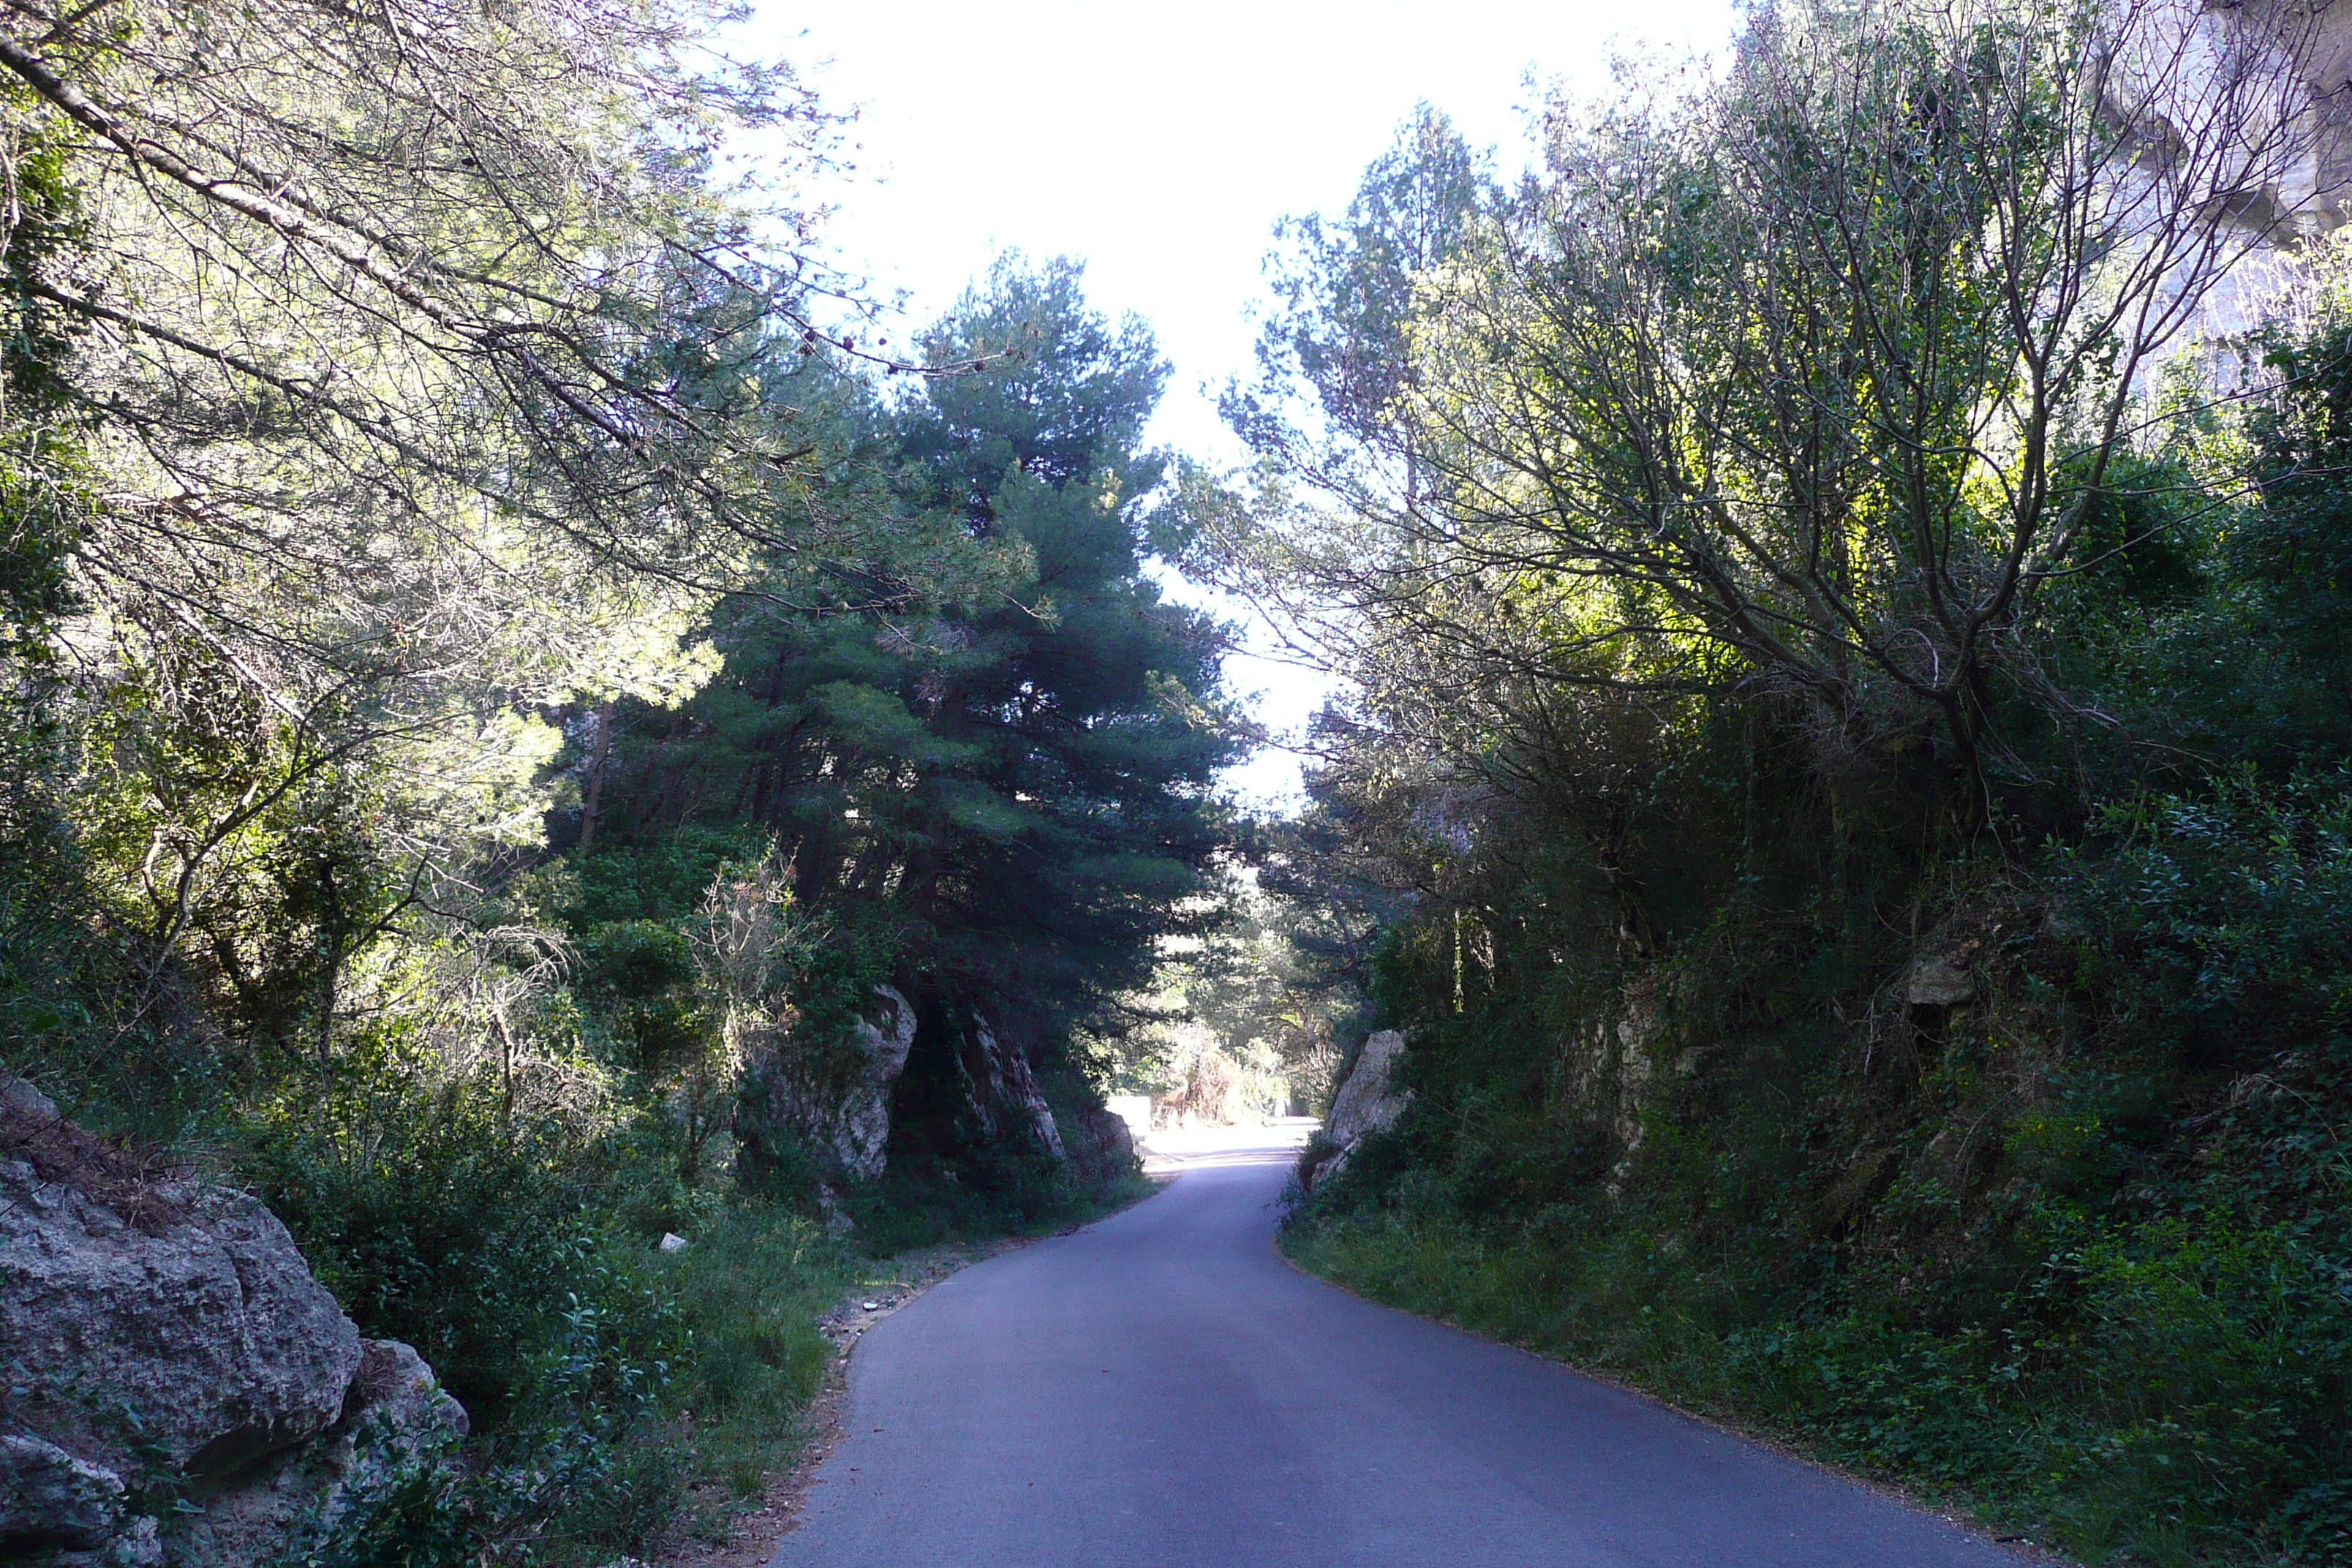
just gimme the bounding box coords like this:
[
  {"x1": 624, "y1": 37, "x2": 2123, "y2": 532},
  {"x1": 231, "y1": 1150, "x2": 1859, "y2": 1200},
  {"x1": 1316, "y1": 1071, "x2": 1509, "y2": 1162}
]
[{"x1": 614, "y1": 258, "x2": 1244, "y2": 1043}]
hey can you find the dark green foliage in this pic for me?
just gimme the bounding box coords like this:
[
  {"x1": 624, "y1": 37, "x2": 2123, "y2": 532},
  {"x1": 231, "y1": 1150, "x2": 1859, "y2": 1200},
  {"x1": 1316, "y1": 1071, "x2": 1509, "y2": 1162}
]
[
  {"x1": 1291, "y1": 794, "x2": 2352, "y2": 1558},
  {"x1": 598, "y1": 260, "x2": 1240, "y2": 1038},
  {"x1": 265, "y1": 1193, "x2": 858, "y2": 1568},
  {"x1": 2241, "y1": 325, "x2": 2352, "y2": 685},
  {"x1": 1270, "y1": 294, "x2": 2352, "y2": 1565},
  {"x1": 578, "y1": 259, "x2": 1238, "y2": 1202},
  {"x1": 1, "y1": 262, "x2": 1203, "y2": 1566},
  {"x1": 0, "y1": 94, "x2": 90, "y2": 666},
  {"x1": 244, "y1": 1058, "x2": 643, "y2": 1417},
  {"x1": 0, "y1": 10, "x2": 1198, "y2": 1563},
  {"x1": 568, "y1": 827, "x2": 770, "y2": 930},
  {"x1": 289, "y1": 1455, "x2": 475, "y2": 1568}
]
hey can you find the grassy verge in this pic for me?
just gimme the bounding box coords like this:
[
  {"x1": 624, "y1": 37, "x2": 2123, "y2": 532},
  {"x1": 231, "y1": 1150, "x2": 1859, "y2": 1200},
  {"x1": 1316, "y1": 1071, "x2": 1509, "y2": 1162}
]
[
  {"x1": 657, "y1": 1205, "x2": 862, "y2": 1508},
  {"x1": 646, "y1": 1164, "x2": 1159, "y2": 1561},
  {"x1": 282, "y1": 1161, "x2": 1155, "y2": 1567},
  {"x1": 843, "y1": 1163, "x2": 1158, "y2": 1255},
  {"x1": 1282, "y1": 1200, "x2": 2345, "y2": 1568}
]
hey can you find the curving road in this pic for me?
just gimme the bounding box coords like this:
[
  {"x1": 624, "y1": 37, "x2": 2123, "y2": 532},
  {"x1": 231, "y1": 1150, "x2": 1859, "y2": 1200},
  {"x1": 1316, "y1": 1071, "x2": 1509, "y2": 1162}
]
[{"x1": 772, "y1": 1126, "x2": 2032, "y2": 1568}]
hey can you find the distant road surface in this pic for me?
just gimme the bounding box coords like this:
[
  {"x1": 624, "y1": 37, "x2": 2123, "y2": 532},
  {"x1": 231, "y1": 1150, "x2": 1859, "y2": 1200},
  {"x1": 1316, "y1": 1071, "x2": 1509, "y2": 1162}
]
[{"x1": 772, "y1": 1125, "x2": 2031, "y2": 1568}]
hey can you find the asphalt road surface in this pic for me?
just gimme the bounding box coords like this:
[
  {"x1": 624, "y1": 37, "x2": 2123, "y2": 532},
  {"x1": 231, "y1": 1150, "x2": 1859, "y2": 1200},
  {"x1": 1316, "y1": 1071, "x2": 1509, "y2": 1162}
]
[{"x1": 772, "y1": 1126, "x2": 2032, "y2": 1568}]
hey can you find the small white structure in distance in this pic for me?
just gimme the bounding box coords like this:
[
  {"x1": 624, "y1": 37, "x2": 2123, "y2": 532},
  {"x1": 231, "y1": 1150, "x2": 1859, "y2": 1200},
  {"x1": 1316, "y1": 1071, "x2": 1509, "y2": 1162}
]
[{"x1": 1105, "y1": 1095, "x2": 1153, "y2": 1140}]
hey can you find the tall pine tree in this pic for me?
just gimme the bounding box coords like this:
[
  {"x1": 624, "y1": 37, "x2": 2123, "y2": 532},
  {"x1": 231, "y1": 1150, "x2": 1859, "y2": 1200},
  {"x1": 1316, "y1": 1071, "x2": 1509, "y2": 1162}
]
[{"x1": 605, "y1": 257, "x2": 1242, "y2": 1074}]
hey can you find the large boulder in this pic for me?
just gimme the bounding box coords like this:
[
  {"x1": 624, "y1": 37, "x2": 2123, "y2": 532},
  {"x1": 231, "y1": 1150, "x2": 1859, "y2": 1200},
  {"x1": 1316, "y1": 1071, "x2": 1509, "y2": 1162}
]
[
  {"x1": 0, "y1": 1081, "x2": 361, "y2": 1483},
  {"x1": 0, "y1": 1077, "x2": 464, "y2": 1568},
  {"x1": 741, "y1": 984, "x2": 919, "y2": 1183},
  {"x1": 1302, "y1": 1030, "x2": 1411, "y2": 1190},
  {"x1": 1061, "y1": 1107, "x2": 1137, "y2": 1188},
  {"x1": 170, "y1": 1340, "x2": 466, "y2": 1568}
]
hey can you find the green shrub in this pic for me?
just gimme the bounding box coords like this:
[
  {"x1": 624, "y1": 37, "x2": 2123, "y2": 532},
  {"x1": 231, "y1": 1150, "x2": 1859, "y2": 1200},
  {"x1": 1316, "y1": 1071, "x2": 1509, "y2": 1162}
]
[{"x1": 243, "y1": 1050, "x2": 632, "y2": 1420}]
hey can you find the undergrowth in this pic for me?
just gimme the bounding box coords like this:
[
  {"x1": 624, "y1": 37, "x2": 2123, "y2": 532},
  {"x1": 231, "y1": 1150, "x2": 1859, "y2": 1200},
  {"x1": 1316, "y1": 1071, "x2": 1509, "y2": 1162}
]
[{"x1": 1284, "y1": 771, "x2": 2352, "y2": 1568}]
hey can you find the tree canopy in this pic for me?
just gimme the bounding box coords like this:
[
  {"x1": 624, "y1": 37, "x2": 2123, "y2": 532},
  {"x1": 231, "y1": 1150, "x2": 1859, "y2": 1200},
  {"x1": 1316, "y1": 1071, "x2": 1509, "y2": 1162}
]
[{"x1": 596, "y1": 257, "x2": 1246, "y2": 1044}]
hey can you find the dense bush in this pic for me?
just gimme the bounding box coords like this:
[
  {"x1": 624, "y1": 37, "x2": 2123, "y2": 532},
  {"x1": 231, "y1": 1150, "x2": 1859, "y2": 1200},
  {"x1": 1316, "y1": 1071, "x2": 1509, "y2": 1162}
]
[{"x1": 1288, "y1": 740, "x2": 2352, "y2": 1567}]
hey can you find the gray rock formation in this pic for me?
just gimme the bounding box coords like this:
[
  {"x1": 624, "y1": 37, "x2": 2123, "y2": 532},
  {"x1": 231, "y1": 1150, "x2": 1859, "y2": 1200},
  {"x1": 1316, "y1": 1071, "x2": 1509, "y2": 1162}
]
[
  {"x1": 2088, "y1": 0, "x2": 2352, "y2": 356},
  {"x1": 954, "y1": 1014, "x2": 1066, "y2": 1160},
  {"x1": 0, "y1": 1148, "x2": 363, "y2": 1482},
  {"x1": 170, "y1": 1340, "x2": 466, "y2": 1568},
  {"x1": 0, "y1": 1077, "x2": 464, "y2": 1568},
  {"x1": 840, "y1": 985, "x2": 920, "y2": 1177},
  {"x1": 2112, "y1": 0, "x2": 2352, "y2": 243},
  {"x1": 1906, "y1": 953, "x2": 1976, "y2": 1009},
  {"x1": 1303, "y1": 1030, "x2": 1411, "y2": 1189},
  {"x1": 741, "y1": 984, "x2": 920, "y2": 1183},
  {"x1": 1326, "y1": 1030, "x2": 1411, "y2": 1147},
  {"x1": 1062, "y1": 1107, "x2": 1137, "y2": 1187},
  {"x1": 1, "y1": 1433, "x2": 124, "y2": 1551}
]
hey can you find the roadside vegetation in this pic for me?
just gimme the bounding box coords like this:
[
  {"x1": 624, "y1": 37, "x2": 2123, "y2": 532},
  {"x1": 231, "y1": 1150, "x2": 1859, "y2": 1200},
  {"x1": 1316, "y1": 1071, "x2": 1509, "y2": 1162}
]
[
  {"x1": 1213, "y1": 4, "x2": 2352, "y2": 1564},
  {"x1": 12, "y1": 0, "x2": 2352, "y2": 1563},
  {"x1": 0, "y1": 1, "x2": 1216, "y2": 1561}
]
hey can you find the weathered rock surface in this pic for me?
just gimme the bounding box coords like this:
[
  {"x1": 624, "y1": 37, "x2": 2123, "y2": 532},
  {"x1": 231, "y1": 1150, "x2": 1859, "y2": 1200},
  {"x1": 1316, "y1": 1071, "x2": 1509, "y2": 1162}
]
[
  {"x1": 2113, "y1": 0, "x2": 2352, "y2": 241},
  {"x1": 1326, "y1": 1030, "x2": 1411, "y2": 1147},
  {"x1": 0, "y1": 1077, "x2": 464, "y2": 1568},
  {"x1": 0, "y1": 1088, "x2": 363, "y2": 1482},
  {"x1": 954, "y1": 1013, "x2": 1066, "y2": 1161},
  {"x1": 1907, "y1": 953, "x2": 1976, "y2": 1009},
  {"x1": 1303, "y1": 1030, "x2": 1411, "y2": 1189},
  {"x1": 838, "y1": 985, "x2": 920, "y2": 1177},
  {"x1": 170, "y1": 1339, "x2": 466, "y2": 1568},
  {"x1": 1062, "y1": 1107, "x2": 1137, "y2": 1187},
  {"x1": 742, "y1": 984, "x2": 921, "y2": 1183},
  {"x1": 1, "y1": 1433, "x2": 124, "y2": 1550}
]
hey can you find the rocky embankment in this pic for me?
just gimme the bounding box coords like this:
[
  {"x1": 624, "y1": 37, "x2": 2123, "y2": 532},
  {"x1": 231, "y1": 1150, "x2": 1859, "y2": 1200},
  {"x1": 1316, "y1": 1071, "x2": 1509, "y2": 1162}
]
[
  {"x1": 0, "y1": 1078, "x2": 464, "y2": 1567},
  {"x1": 1299, "y1": 1029, "x2": 1410, "y2": 1191},
  {"x1": 739, "y1": 985, "x2": 1136, "y2": 1203}
]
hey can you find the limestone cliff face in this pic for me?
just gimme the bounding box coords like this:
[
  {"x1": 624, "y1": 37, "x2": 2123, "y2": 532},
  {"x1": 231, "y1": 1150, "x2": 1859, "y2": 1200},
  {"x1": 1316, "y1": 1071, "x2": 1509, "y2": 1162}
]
[
  {"x1": 1303, "y1": 1030, "x2": 1411, "y2": 1189},
  {"x1": 740, "y1": 984, "x2": 921, "y2": 1183},
  {"x1": 2094, "y1": 0, "x2": 2352, "y2": 350},
  {"x1": 0, "y1": 1079, "x2": 464, "y2": 1567},
  {"x1": 2117, "y1": 0, "x2": 2352, "y2": 240},
  {"x1": 952, "y1": 1012, "x2": 1066, "y2": 1161}
]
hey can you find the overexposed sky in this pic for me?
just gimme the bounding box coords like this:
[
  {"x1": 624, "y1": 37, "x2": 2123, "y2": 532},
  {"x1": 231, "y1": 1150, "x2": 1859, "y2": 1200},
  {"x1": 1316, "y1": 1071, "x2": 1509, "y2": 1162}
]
[{"x1": 741, "y1": 1, "x2": 1741, "y2": 807}]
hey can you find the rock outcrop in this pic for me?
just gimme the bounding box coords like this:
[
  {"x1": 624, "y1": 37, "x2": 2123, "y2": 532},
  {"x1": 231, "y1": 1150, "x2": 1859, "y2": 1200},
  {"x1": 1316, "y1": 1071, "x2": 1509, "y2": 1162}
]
[
  {"x1": 1, "y1": 1433, "x2": 128, "y2": 1556},
  {"x1": 170, "y1": 1340, "x2": 466, "y2": 1568},
  {"x1": 952, "y1": 1013, "x2": 1066, "y2": 1160},
  {"x1": 1906, "y1": 951, "x2": 1976, "y2": 1009},
  {"x1": 1061, "y1": 1107, "x2": 1137, "y2": 1187},
  {"x1": 1326, "y1": 1030, "x2": 1411, "y2": 1147},
  {"x1": 1302, "y1": 1030, "x2": 1411, "y2": 1189},
  {"x1": 0, "y1": 1078, "x2": 464, "y2": 1567},
  {"x1": 740, "y1": 984, "x2": 920, "y2": 1183},
  {"x1": 2114, "y1": 0, "x2": 2352, "y2": 244},
  {"x1": 843, "y1": 986, "x2": 921, "y2": 1175}
]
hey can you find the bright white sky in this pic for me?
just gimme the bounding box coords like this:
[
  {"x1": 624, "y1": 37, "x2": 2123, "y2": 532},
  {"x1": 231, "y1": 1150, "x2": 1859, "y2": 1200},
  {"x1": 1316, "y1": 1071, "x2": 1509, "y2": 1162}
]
[{"x1": 739, "y1": 1, "x2": 1741, "y2": 809}]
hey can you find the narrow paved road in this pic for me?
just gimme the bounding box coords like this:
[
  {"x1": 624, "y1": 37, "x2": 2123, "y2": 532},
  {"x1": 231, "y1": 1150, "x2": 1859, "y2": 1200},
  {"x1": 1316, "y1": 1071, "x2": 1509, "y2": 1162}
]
[{"x1": 773, "y1": 1128, "x2": 2031, "y2": 1568}]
